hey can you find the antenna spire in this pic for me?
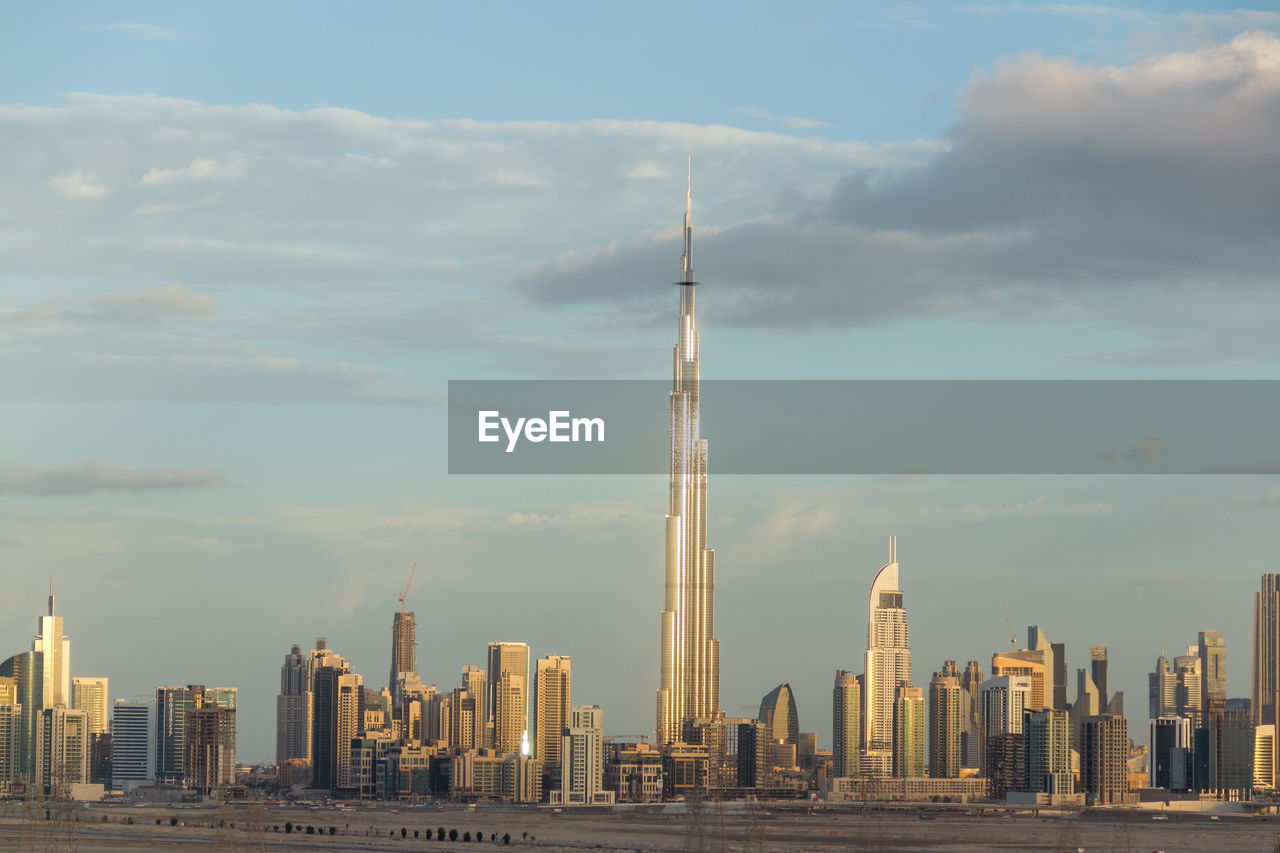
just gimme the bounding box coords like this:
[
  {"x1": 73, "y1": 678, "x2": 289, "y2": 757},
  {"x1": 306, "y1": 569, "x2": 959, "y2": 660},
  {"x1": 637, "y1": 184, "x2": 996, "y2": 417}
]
[{"x1": 680, "y1": 156, "x2": 694, "y2": 284}]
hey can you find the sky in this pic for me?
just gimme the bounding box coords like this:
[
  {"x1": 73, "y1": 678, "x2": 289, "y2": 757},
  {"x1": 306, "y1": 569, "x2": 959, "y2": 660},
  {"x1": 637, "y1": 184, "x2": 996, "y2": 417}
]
[{"x1": 2, "y1": 2, "x2": 1279, "y2": 762}]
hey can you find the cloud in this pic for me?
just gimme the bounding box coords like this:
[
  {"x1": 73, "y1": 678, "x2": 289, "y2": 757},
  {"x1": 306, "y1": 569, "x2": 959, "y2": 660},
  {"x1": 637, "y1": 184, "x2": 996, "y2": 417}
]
[
  {"x1": 0, "y1": 460, "x2": 226, "y2": 496},
  {"x1": 521, "y1": 33, "x2": 1280, "y2": 338},
  {"x1": 780, "y1": 115, "x2": 828, "y2": 129},
  {"x1": 85, "y1": 23, "x2": 191, "y2": 40},
  {"x1": 140, "y1": 157, "x2": 245, "y2": 185},
  {"x1": 95, "y1": 282, "x2": 217, "y2": 320},
  {"x1": 48, "y1": 172, "x2": 107, "y2": 198},
  {"x1": 732, "y1": 106, "x2": 774, "y2": 120}
]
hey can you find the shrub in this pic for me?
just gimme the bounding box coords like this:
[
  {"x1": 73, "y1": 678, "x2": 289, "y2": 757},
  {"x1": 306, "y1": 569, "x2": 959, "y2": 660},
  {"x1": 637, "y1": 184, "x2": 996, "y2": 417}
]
[
  {"x1": 414, "y1": 830, "x2": 420, "y2": 838},
  {"x1": 464, "y1": 831, "x2": 472, "y2": 842},
  {"x1": 330, "y1": 826, "x2": 337, "y2": 835},
  {"x1": 450, "y1": 828, "x2": 458, "y2": 841},
  {"x1": 306, "y1": 825, "x2": 315, "y2": 835},
  {"x1": 170, "y1": 817, "x2": 178, "y2": 827},
  {"x1": 402, "y1": 826, "x2": 407, "y2": 838},
  {"x1": 438, "y1": 826, "x2": 446, "y2": 840},
  {"x1": 503, "y1": 833, "x2": 511, "y2": 845},
  {"x1": 285, "y1": 821, "x2": 292, "y2": 833}
]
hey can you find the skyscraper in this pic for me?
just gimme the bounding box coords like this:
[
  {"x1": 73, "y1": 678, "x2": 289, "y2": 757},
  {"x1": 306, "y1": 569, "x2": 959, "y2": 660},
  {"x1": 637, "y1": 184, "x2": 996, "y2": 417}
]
[
  {"x1": 310, "y1": 645, "x2": 363, "y2": 792},
  {"x1": 35, "y1": 704, "x2": 89, "y2": 795},
  {"x1": 1090, "y1": 646, "x2": 1110, "y2": 709},
  {"x1": 657, "y1": 168, "x2": 719, "y2": 745},
  {"x1": 488, "y1": 642, "x2": 529, "y2": 754},
  {"x1": 1024, "y1": 708, "x2": 1073, "y2": 794},
  {"x1": 1199, "y1": 630, "x2": 1226, "y2": 709},
  {"x1": 555, "y1": 705, "x2": 614, "y2": 805},
  {"x1": 1254, "y1": 574, "x2": 1280, "y2": 726},
  {"x1": 758, "y1": 683, "x2": 799, "y2": 748},
  {"x1": 0, "y1": 651, "x2": 41, "y2": 778},
  {"x1": 390, "y1": 610, "x2": 417, "y2": 705},
  {"x1": 892, "y1": 686, "x2": 924, "y2": 778},
  {"x1": 72, "y1": 677, "x2": 108, "y2": 738},
  {"x1": 155, "y1": 685, "x2": 195, "y2": 785},
  {"x1": 959, "y1": 660, "x2": 983, "y2": 769},
  {"x1": 276, "y1": 644, "x2": 312, "y2": 764},
  {"x1": 928, "y1": 661, "x2": 962, "y2": 779},
  {"x1": 33, "y1": 580, "x2": 70, "y2": 711},
  {"x1": 533, "y1": 655, "x2": 571, "y2": 782},
  {"x1": 832, "y1": 670, "x2": 861, "y2": 778},
  {"x1": 111, "y1": 699, "x2": 154, "y2": 792},
  {"x1": 1081, "y1": 714, "x2": 1129, "y2": 804},
  {"x1": 864, "y1": 537, "x2": 910, "y2": 775}
]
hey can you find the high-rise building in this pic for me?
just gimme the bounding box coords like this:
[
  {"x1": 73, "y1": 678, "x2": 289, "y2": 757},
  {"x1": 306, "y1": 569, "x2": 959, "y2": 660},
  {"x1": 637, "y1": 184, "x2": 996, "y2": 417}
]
[
  {"x1": 929, "y1": 662, "x2": 962, "y2": 779},
  {"x1": 276, "y1": 644, "x2": 312, "y2": 764},
  {"x1": 657, "y1": 171, "x2": 719, "y2": 746},
  {"x1": 977, "y1": 671, "x2": 1029, "y2": 778},
  {"x1": 1199, "y1": 630, "x2": 1226, "y2": 709},
  {"x1": 533, "y1": 655, "x2": 571, "y2": 784},
  {"x1": 111, "y1": 699, "x2": 154, "y2": 791},
  {"x1": 1081, "y1": 714, "x2": 1128, "y2": 804},
  {"x1": 1024, "y1": 708, "x2": 1073, "y2": 794},
  {"x1": 0, "y1": 651, "x2": 40, "y2": 778},
  {"x1": 35, "y1": 704, "x2": 89, "y2": 795},
  {"x1": 310, "y1": 645, "x2": 363, "y2": 792},
  {"x1": 1149, "y1": 651, "x2": 1176, "y2": 718},
  {"x1": 488, "y1": 642, "x2": 529, "y2": 754},
  {"x1": 0, "y1": 701, "x2": 20, "y2": 786},
  {"x1": 1254, "y1": 574, "x2": 1280, "y2": 726},
  {"x1": 554, "y1": 705, "x2": 614, "y2": 805},
  {"x1": 155, "y1": 686, "x2": 195, "y2": 785},
  {"x1": 864, "y1": 537, "x2": 910, "y2": 775},
  {"x1": 892, "y1": 686, "x2": 924, "y2": 778},
  {"x1": 1200, "y1": 700, "x2": 1254, "y2": 797},
  {"x1": 1090, "y1": 646, "x2": 1109, "y2": 709},
  {"x1": 185, "y1": 701, "x2": 236, "y2": 794},
  {"x1": 72, "y1": 677, "x2": 108, "y2": 738},
  {"x1": 1255, "y1": 724, "x2": 1276, "y2": 790},
  {"x1": 960, "y1": 660, "x2": 983, "y2": 769},
  {"x1": 758, "y1": 683, "x2": 799, "y2": 748},
  {"x1": 1150, "y1": 715, "x2": 1192, "y2": 791},
  {"x1": 1174, "y1": 648, "x2": 1202, "y2": 722},
  {"x1": 33, "y1": 581, "x2": 70, "y2": 711},
  {"x1": 390, "y1": 610, "x2": 417, "y2": 705},
  {"x1": 832, "y1": 670, "x2": 860, "y2": 778}
]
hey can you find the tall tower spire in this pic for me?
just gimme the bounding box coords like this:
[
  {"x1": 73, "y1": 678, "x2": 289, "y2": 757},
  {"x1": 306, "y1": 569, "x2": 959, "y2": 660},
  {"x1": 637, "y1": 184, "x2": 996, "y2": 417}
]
[{"x1": 658, "y1": 167, "x2": 717, "y2": 745}]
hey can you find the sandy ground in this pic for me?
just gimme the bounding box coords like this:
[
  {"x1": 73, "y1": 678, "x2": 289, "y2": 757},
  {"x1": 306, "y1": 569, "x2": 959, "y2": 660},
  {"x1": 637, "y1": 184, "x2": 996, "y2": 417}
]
[{"x1": 2, "y1": 800, "x2": 1279, "y2": 852}]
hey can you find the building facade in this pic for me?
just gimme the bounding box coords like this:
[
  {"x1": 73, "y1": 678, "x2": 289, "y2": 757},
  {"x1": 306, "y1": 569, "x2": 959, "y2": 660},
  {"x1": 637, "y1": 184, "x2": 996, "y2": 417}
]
[
  {"x1": 832, "y1": 670, "x2": 861, "y2": 778},
  {"x1": 657, "y1": 174, "x2": 719, "y2": 745},
  {"x1": 864, "y1": 537, "x2": 909, "y2": 775}
]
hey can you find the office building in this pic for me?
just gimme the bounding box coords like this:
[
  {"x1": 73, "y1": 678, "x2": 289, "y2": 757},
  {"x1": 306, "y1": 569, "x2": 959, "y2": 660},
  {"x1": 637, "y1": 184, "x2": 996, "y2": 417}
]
[
  {"x1": 533, "y1": 655, "x2": 571, "y2": 787},
  {"x1": 864, "y1": 537, "x2": 910, "y2": 775},
  {"x1": 1199, "y1": 631, "x2": 1226, "y2": 709},
  {"x1": 553, "y1": 705, "x2": 614, "y2": 805},
  {"x1": 960, "y1": 660, "x2": 983, "y2": 768},
  {"x1": 1255, "y1": 574, "x2": 1280, "y2": 726},
  {"x1": 185, "y1": 702, "x2": 236, "y2": 794},
  {"x1": 72, "y1": 677, "x2": 108, "y2": 738},
  {"x1": 1081, "y1": 714, "x2": 1129, "y2": 804},
  {"x1": 1091, "y1": 646, "x2": 1109, "y2": 709},
  {"x1": 657, "y1": 172, "x2": 720, "y2": 745},
  {"x1": 1024, "y1": 708, "x2": 1073, "y2": 794},
  {"x1": 758, "y1": 683, "x2": 799, "y2": 747},
  {"x1": 488, "y1": 642, "x2": 529, "y2": 754},
  {"x1": 33, "y1": 582, "x2": 70, "y2": 711},
  {"x1": 310, "y1": 645, "x2": 362, "y2": 791},
  {"x1": 0, "y1": 699, "x2": 21, "y2": 786},
  {"x1": 35, "y1": 704, "x2": 89, "y2": 796},
  {"x1": 892, "y1": 686, "x2": 924, "y2": 778},
  {"x1": 832, "y1": 670, "x2": 860, "y2": 778},
  {"x1": 390, "y1": 610, "x2": 416, "y2": 705},
  {"x1": 276, "y1": 644, "x2": 312, "y2": 764},
  {"x1": 0, "y1": 651, "x2": 40, "y2": 778},
  {"x1": 1150, "y1": 715, "x2": 1192, "y2": 791},
  {"x1": 928, "y1": 662, "x2": 962, "y2": 779},
  {"x1": 111, "y1": 699, "x2": 153, "y2": 791}
]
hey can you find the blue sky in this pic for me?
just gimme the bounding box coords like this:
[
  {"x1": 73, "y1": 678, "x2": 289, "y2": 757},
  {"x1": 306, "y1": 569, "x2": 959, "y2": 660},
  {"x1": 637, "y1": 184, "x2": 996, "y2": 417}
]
[{"x1": 2, "y1": 2, "x2": 1279, "y2": 761}]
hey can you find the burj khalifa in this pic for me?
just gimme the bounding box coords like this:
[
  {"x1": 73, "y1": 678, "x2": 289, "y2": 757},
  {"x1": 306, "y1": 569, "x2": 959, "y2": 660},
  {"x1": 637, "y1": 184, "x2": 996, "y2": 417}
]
[{"x1": 657, "y1": 164, "x2": 719, "y2": 745}]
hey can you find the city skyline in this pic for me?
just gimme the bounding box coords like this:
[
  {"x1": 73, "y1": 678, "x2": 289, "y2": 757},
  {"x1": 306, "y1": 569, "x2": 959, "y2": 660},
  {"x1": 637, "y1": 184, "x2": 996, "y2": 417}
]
[{"x1": 4, "y1": 3, "x2": 1280, "y2": 766}]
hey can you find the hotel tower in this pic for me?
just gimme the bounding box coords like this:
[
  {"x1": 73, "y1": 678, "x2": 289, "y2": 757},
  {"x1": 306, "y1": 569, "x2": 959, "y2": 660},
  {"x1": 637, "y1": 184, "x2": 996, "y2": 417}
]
[
  {"x1": 864, "y1": 537, "x2": 910, "y2": 774},
  {"x1": 657, "y1": 166, "x2": 719, "y2": 745}
]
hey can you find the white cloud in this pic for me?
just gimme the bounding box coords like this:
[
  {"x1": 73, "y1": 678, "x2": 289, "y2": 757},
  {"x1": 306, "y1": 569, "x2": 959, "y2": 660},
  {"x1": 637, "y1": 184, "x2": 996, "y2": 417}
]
[
  {"x1": 140, "y1": 157, "x2": 245, "y2": 185},
  {"x1": 48, "y1": 172, "x2": 107, "y2": 198},
  {"x1": 0, "y1": 460, "x2": 225, "y2": 496},
  {"x1": 780, "y1": 115, "x2": 828, "y2": 129}
]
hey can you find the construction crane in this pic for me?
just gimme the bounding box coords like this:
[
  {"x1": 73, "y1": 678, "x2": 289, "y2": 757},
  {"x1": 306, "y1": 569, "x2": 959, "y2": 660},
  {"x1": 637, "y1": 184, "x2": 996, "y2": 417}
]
[
  {"x1": 399, "y1": 563, "x2": 417, "y2": 617},
  {"x1": 1004, "y1": 617, "x2": 1017, "y2": 651}
]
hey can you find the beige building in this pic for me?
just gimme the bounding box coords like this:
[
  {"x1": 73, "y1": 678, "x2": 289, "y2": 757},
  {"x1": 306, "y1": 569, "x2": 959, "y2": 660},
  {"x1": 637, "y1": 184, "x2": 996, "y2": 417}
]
[
  {"x1": 532, "y1": 655, "x2": 571, "y2": 779},
  {"x1": 552, "y1": 706, "x2": 614, "y2": 805},
  {"x1": 71, "y1": 677, "x2": 108, "y2": 738},
  {"x1": 832, "y1": 670, "x2": 860, "y2": 778},
  {"x1": 928, "y1": 662, "x2": 962, "y2": 778},
  {"x1": 487, "y1": 643, "x2": 529, "y2": 754},
  {"x1": 35, "y1": 705, "x2": 90, "y2": 796}
]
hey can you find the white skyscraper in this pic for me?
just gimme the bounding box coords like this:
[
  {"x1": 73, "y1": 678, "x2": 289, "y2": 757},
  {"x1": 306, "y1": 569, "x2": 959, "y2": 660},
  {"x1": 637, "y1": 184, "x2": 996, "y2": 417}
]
[
  {"x1": 33, "y1": 580, "x2": 70, "y2": 710},
  {"x1": 863, "y1": 537, "x2": 910, "y2": 774},
  {"x1": 657, "y1": 165, "x2": 719, "y2": 745},
  {"x1": 111, "y1": 699, "x2": 155, "y2": 791},
  {"x1": 72, "y1": 677, "x2": 108, "y2": 737},
  {"x1": 553, "y1": 705, "x2": 615, "y2": 805}
]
